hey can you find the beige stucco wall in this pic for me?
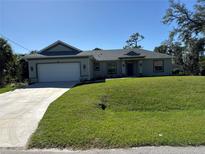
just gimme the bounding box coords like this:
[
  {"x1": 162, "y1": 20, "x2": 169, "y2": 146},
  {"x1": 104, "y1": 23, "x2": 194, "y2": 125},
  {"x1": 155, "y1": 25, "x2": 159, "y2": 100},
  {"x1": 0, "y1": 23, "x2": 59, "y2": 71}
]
[
  {"x1": 93, "y1": 61, "x2": 122, "y2": 79},
  {"x1": 142, "y1": 58, "x2": 172, "y2": 76},
  {"x1": 28, "y1": 57, "x2": 91, "y2": 82},
  {"x1": 92, "y1": 58, "x2": 172, "y2": 78},
  {"x1": 89, "y1": 59, "x2": 94, "y2": 80},
  {"x1": 28, "y1": 57, "x2": 172, "y2": 82}
]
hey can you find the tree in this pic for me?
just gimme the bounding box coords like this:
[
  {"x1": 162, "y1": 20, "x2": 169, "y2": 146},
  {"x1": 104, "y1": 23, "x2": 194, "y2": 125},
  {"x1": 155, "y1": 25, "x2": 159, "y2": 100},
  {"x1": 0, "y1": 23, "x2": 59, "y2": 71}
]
[
  {"x1": 17, "y1": 57, "x2": 29, "y2": 82},
  {"x1": 8, "y1": 54, "x2": 29, "y2": 82},
  {"x1": 171, "y1": 42, "x2": 184, "y2": 65},
  {"x1": 30, "y1": 50, "x2": 38, "y2": 54},
  {"x1": 154, "y1": 41, "x2": 184, "y2": 65},
  {"x1": 163, "y1": 0, "x2": 205, "y2": 41},
  {"x1": 184, "y1": 38, "x2": 205, "y2": 74},
  {"x1": 0, "y1": 38, "x2": 14, "y2": 86},
  {"x1": 124, "y1": 32, "x2": 144, "y2": 49},
  {"x1": 93, "y1": 48, "x2": 102, "y2": 51},
  {"x1": 163, "y1": 0, "x2": 205, "y2": 74},
  {"x1": 154, "y1": 44, "x2": 170, "y2": 54},
  {"x1": 200, "y1": 56, "x2": 205, "y2": 75},
  {"x1": 0, "y1": 38, "x2": 29, "y2": 85}
]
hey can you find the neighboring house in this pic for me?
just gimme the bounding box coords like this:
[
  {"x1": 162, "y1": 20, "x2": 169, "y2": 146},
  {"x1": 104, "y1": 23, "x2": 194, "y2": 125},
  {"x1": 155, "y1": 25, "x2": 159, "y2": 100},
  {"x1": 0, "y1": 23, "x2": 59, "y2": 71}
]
[{"x1": 25, "y1": 40, "x2": 172, "y2": 83}]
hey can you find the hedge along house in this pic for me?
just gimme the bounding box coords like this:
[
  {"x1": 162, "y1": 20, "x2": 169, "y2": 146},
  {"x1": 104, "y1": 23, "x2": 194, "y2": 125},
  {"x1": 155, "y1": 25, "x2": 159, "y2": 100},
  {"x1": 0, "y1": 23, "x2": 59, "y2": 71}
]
[{"x1": 25, "y1": 40, "x2": 172, "y2": 83}]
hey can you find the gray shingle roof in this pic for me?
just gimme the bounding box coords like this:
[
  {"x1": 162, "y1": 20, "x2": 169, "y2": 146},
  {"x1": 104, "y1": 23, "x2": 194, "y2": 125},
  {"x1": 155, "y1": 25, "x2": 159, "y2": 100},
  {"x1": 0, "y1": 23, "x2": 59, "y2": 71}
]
[
  {"x1": 79, "y1": 48, "x2": 172, "y2": 61},
  {"x1": 24, "y1": 53, "x2": 91, "y2": 59},
  {"x1": 24, "y1": 40, "x2": 171, "y2": 60},
  {"x1": 25, "y1": 47, "x2": 171, "y2": 60}
]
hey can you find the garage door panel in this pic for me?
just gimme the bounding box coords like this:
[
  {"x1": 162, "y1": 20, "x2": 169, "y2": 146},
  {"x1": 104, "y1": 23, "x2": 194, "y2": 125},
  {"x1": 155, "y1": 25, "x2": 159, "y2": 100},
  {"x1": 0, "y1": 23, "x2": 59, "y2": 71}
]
[{"x1": 37, "y1": 63, "x2": 80, "y2": 82}]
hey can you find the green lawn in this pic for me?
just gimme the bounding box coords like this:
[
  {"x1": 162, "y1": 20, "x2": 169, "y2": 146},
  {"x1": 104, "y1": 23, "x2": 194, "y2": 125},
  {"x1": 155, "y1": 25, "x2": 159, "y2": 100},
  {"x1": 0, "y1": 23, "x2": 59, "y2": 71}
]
[
  {"x1": 0, "y1": 85, "x2": 14, "y2": 94},
  {"x1": 29, "y1": 76, "x2": 205, "y2": 149}
]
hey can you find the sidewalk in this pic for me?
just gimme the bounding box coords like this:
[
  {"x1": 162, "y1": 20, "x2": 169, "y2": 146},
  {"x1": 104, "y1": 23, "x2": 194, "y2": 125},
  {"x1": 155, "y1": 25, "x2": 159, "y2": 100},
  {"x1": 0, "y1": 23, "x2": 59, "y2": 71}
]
[{"x1": 1, "y1": 146, "x2": 205, "y2": 154}]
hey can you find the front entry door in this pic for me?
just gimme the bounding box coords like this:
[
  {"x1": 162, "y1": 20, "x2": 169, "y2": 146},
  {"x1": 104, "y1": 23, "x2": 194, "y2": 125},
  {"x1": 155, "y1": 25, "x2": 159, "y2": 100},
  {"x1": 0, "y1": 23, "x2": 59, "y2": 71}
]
[{"x1": 126, "y1": 63, "x2": 134, "y2": 76}]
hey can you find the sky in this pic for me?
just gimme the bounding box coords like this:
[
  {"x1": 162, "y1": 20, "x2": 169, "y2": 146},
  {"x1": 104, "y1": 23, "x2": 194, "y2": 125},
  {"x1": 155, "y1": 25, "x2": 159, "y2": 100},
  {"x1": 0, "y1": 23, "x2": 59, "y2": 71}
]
[{"x1": 0, "y1": 0, "x2": 196, "y2": 54}]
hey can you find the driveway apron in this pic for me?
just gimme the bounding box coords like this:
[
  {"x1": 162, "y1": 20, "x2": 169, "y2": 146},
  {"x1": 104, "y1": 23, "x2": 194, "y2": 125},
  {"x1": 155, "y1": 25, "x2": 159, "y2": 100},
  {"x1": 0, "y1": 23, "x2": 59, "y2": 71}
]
[{"x1": 0, "y1": 82, "x2": 77, "y2": 148}]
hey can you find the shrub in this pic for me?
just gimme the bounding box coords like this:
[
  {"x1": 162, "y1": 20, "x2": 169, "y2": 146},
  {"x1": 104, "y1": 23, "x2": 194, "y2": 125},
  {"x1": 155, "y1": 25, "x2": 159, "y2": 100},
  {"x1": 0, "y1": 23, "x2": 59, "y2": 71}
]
[
  {"x1": 200, "y1": 60, "x2": 205, "y2": 76},
  {"x1": 172, "y1": 68, "x2": 185, "y2": 75}
]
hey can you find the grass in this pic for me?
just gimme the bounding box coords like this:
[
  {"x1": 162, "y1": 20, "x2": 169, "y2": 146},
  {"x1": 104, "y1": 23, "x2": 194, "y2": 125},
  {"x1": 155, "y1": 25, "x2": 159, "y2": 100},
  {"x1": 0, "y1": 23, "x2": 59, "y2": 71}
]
[
  {"x1": 0, "y1": 82, "x2": 27, "y2": 94},
  {"x1": 0, "y1": 85, "x2": 15, "y2": 94},
  {"x1": 29, "y1": 76, "x2": 205, "y2": 149}
]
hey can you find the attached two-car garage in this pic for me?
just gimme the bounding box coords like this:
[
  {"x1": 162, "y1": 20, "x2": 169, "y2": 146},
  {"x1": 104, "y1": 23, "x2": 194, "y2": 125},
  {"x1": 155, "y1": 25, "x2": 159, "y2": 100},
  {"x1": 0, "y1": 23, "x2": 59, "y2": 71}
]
[
  {"x1": 26, "y1": 41, "x2": 92, "y2": 83},
  {"x1": 37, "y1": 63, "x2": 80, "y2": 82}
]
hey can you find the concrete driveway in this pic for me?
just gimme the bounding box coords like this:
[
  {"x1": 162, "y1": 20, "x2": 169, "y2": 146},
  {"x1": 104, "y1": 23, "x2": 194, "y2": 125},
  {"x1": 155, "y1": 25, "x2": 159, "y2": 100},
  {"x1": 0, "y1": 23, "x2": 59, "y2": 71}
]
[{"x1": 0, "y1": 82, "x2": 77, "y2": 149}]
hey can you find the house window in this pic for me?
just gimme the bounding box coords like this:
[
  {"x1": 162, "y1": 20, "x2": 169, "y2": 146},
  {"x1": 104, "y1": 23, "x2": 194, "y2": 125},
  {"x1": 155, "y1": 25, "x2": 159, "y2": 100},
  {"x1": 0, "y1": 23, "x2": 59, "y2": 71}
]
[
  {"x1": 107, "y1": 62, "x2": 117, "y2": 74},
  {"x1": 153, "y1": 60, "x2": 164, "y2": 72},
  {"x1": 94, "y1": 62, "x2": 100, "y2": 71}
]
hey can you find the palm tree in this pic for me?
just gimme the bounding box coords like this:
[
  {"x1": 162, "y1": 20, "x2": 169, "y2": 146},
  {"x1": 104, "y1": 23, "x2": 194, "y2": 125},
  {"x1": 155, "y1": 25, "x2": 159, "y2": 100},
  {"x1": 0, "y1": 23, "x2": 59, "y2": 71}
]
[{"x1": 0, "y1": 38, "x2": 13, "y2": 86}]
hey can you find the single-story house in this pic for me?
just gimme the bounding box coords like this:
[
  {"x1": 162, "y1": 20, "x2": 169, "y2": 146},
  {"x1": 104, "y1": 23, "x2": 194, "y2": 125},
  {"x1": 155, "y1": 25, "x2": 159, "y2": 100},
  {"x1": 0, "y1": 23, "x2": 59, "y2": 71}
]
[{"x1": 25, "y1": 40, "x2": 172, "y2": 83}]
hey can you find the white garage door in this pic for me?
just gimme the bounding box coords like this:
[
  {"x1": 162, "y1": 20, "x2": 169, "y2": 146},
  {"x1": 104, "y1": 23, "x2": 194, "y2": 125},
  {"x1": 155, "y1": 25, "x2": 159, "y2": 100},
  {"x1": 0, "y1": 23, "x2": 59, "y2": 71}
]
[{"x1": 37, "y1": 63, "x2": 80, "y2": 82}]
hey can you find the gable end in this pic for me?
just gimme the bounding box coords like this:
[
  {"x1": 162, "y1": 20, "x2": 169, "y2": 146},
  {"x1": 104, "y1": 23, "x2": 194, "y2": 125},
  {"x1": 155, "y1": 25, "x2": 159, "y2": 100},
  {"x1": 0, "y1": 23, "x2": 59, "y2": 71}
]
[{"x1": 39, "y1": 40, "x2": 82, "y2": 56}]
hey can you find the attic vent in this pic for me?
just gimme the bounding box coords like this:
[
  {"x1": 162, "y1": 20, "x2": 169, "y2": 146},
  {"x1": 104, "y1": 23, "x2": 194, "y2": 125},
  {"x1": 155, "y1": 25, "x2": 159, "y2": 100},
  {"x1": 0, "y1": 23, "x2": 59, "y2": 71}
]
[{"x1": 126, "y1": 51, "x2": 140, "y2": 56}]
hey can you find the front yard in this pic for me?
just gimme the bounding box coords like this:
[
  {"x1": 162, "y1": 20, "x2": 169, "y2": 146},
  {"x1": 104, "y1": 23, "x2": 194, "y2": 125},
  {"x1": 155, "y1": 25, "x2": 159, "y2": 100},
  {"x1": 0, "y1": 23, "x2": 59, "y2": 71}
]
[
  {"x1": 29, "y1": 76, "x2": 205, "y2": 149},
  {"x1": 0, "y1": 85, "x2": 14, "y2": 94}
]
